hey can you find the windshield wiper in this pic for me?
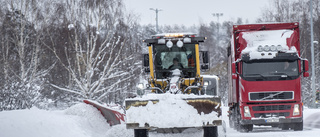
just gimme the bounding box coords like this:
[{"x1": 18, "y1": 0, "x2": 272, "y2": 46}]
[
  {"x1": 245, "y1": 74, "x2": 267, "y2": 79},
  {"x1": 269, "y1": 72, "x2": 293, "y2": 79}
]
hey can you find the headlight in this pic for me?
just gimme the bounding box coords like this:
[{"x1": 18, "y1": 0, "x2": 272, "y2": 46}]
[
  {"x1": 244, "y1": 106, "x2": 251, "y2": 117},
  {"x1": 276, "y1": 45, "x2": 282, "y2": 51},
  {"x1": 293, "y1": 104, "x2": 300, "y2": 116},
  {"x1": 258, "y1": 45, "x2": 263, "y2": 52},
  {"x1": 270, "y1": 45, "x2": 276, "y2": 52},
  {"x1": 204, "y1": 81, "x2": 209, "y2": 87},
  {"x1": 264, "y1": 45, "x2": 270, "y2": 52},
  {"x1": 183, "y1": 37, "x2": 191, "y2": 43},
  {"x1": 166, "y1": 40, "x2": 173, "y2": 48},
  {"x1": 158, "y1": 38, "x2": 165, "y2": 44},
  {"x1": 137, "y1": 83, "x2": 144, "y2": 90},
  {"x1": 176, "y1": 39, "x2": 183, "y2": 48}
]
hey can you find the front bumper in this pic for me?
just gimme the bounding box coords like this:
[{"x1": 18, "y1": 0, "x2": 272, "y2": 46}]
[{"x1": 240, "y1": 117, "x2": 302, "y2": 125}]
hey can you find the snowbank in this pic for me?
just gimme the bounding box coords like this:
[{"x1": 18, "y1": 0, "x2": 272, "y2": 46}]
[
  {"x1": 0, "y1": 103, "x2": 109, "y2": 137},
  {"x1": 126, "y1": 93, "x2": 220, "y2": 128}
]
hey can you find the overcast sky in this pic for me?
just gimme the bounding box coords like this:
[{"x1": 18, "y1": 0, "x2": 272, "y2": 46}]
[{"x1": 124, "y1": 0, "x2": 271, "y2": 26}]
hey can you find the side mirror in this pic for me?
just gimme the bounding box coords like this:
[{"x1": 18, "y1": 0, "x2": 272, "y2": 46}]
[
  {"x1": 303, "y1": 59, "x2": 309, "y2": 72},
  {"x1": 231, "y1": 62, "x2": 238, "y2": 79},
  {"x1": 143, "y1": 54, "x2": 149, "y2": 67},
  {"x1": 303, "y1": 59, "x2": 309, "y2": 77},
  {"x1": 202, "y1": 51, "x2": 209, "y2": 63},
  {"x1": 143, "y1": 54, "x2": 150, "y2": 73},
  {"x1": 201, "y1": 65, "x2": 209, "y2": 70},
  {"x1": 303, "y1": 72, "x2": 309, "y2": 77}
]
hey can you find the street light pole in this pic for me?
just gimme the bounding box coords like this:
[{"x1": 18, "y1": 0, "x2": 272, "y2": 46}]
[
  {"x1": 310, "y1": 0, "x2": 316, "y2": 108},
  {"x1": 212, "y1": 13, "x2": 223, "y2": 41},
  {"x1": 150, "y1": 8, "x2": 162, "y2": 33}
]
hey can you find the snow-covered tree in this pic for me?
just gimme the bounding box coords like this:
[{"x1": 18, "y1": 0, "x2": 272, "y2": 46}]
[
  {"x1": 0, "y1": 0, "x2": 54, "y2": 110},
  {"x1": 44, "y1": 0, "x2": 141, "y2": 102}
]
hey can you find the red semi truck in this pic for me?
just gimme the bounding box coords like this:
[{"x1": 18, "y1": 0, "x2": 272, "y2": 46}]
[{"x1": 228, "y1": 22, "x2": 309, "y2": 132}]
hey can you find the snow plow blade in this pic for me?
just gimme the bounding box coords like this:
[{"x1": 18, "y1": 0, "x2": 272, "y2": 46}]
[
  {"x1": 185, "y1": 98, "x2": 222, "y2": 116},
  {"x1": 83, "y1": 100, "x2": 125, "y2": 126},
  {"x1": 125, "y1": 94, "x2": 222, "y2": 129}
]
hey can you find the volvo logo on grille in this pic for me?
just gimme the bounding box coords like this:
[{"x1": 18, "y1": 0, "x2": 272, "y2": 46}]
[{"x1": 249, "y1": 91, "x2": 294, "y2": 101}]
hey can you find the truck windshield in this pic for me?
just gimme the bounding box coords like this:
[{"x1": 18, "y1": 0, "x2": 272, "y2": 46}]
[
  {"x1": 242, "y1": 60, "x2": 299, "y2": 81},
  {"x1": 153, "y1": 44, "x2": 196, "y2": 79}
]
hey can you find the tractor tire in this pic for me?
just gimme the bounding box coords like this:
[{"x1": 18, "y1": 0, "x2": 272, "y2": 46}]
[
  {"x1": 203, "y1": 126, "x2": 218, "y2": 137},
  {"x1": 293, "y1": 121, "x2": 303, "y2": 131},
  {"x1": 134, "y1": 129, "x2": 148, "y2": 137}
]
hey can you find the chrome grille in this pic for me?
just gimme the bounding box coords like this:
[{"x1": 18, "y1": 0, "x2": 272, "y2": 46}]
[
  {"x1": 252, "y1": 105, "x2": 291, "y2": 111},
  {"x1": 249, "y1": 91, "x2": 294, "y2": 101},
  {"x1": 254, "y1": 112, "x2": 290, "y2": 118}
]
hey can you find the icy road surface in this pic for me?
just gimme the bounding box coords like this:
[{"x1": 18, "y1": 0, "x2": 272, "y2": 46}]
[{"x1": 0, "y1": 103, "x2": 320, "y2": 137}]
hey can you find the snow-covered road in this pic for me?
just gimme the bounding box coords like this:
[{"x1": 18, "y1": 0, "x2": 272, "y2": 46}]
[
  {"x1": 305, "y1": 111, "x2": 320, "y2": 129},
  {"x1": 225, "y1": 107, "x2": 320, "y2": 137},
  {"x1": 144, "y1": 106, "x2": 320, "y2": 137},
  {"x1": 0, "y1": 103, "x2": 320, "y2": 137}
]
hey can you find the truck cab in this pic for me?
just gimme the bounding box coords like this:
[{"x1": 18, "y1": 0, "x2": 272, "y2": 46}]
[{"x1": 228, "y1": 22, "x2": 309, "y2": 132}]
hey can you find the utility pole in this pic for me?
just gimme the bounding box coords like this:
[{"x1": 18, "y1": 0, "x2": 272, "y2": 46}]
[
  {"x1": 212, "y1": 13, "x2": 223, "y2": 41},
  {"x1": 150, "y1": 8, "x2": 162, "y2": 33},
  {"x1": 310, "y1": 0, "x2": 316, "y2": 108}
]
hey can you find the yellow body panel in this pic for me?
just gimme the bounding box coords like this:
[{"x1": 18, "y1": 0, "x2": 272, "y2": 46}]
[
  {"x1": 195, "y1": 44, "x2": 201, "y2": 76},
  {"x1": 148, "y1": 46, "x2": 154, "y2": 79}
]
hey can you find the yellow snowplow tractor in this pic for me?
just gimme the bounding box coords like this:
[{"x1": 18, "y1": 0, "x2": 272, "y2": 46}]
[
  {"x1": 125, "y1": 33, "x2": 222, "y2": 137},
  {"x1": 142, "y1": 33, "x2": 210, "y2": 94}
]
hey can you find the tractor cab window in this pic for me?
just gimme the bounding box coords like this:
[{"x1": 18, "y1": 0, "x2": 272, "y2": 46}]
[
  {"x1": 160, "y1": 51, "x2": 194, "y2": 69},
  {"x1": 154, "y1": 44, "x2": 196, "y2": 79}
]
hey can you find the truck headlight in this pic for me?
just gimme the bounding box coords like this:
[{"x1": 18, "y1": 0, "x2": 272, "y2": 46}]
[
  {"x1": 258, "y1": 45, "x2": 263, "y2": 52},
  {"x1": 264, "y1": 45, "x2": 270, "y2": 52},
  {"x1": 276, "y1": 45, "x2": 282, "y2": 51},
  {"x1": 244, "y1": 106, "x2": 251, "y2": 117},
  {"x1": 293, "y1": 104, "x2": 300, "y2": 116},
  {"x1": 270, "y1": 45, "x2": 276, "y2": 52}
]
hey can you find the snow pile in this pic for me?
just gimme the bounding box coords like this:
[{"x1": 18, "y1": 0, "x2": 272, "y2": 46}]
[
  {"x1": 0, "y1": 103, "x2": 109, "y2": 137},
  {"x1": 126, "y1": 93, "x2": 220, "y2": 128},
  {"x1": 64, "y1": 103, "x2": 110, "y2": 136},
  {"x1": 241, "y1": 29, "x2": 297, "y2": 60},
  {"x1": 106, "y1": 124, "x2": 133, "y2": 137}
]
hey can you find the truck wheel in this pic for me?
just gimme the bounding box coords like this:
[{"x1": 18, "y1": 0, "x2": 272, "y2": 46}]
[
  {"x1": 229, "y1": 110, "x2": 234, "y2": 128},
  {"x1": 281, "y1": 124, "x2": 290, "y2": 130},
  {"x1": 293, "y1": 122, "x2": 303, "y2": 131},
  {"x1": 234, "y1": 108, "x2": 241, "y2": 131},
  {"x1": 134, "y1": 129, "x2": 148, "y2": 137},
  {"x1": 229, "y1": 117, "x2": 234, "y2": 128},
  {"x1": 247, "y1": 124, "x2": 253, "y2": 131},
  {"x1": 203, "y1": 126, "x2": 218, "y2": 137},
  {"x1": 239, "y1": 124, "x2": 253, "y2": 132}
]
